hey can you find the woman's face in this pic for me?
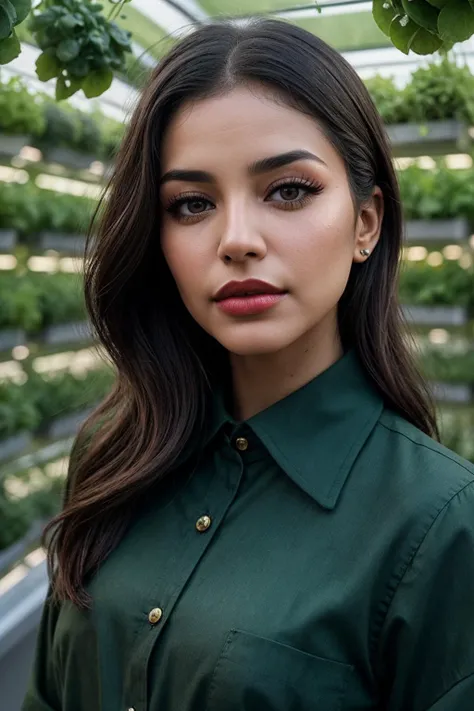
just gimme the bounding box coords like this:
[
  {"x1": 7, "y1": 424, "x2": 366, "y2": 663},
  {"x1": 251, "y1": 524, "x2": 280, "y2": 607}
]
[{"x1": 159, "y1": 85, "x2": 382, "y2": 357}]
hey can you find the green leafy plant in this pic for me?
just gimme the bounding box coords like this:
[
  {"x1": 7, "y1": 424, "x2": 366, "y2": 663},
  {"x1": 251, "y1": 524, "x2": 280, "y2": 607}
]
[
  {"x1": 34, "y1": 96, "x2": 118, "y2": 156},
  {"x1": 364, "y1": 75, "x2": 412, "y2": 125},
  {"x1": 74, "y1": 110, "x2": 102, "y2": 154},
  {"x1": 34, "y1": 188, "x2": 97, "y2": 233},
  {"x1": 0, "y1": 75, "x2": 125, "y2": 157},
  {"x1": 32, "y1": 272, "x2": 87, "y2": 327},
  {"x1": 37, "y1": 99, "x2": 80, "y2": 149},
  {"x1": 0, "y1": 273, "x2": 43, "y2": 331},
  {"x1": 399, "y1": 260, "x2": 474, "y2": 308},
  {"x1": 0, "y1": 365, "x2": 113, "y2": 549},
  {"x1": 398, "y1": 163, "x2": 474, "y2": 222},
  {"x1": 373, "y1": 0, "x2": 474, "y2": 55},
  {"x1": 403, "y1": 57, "x2": 474, "y2": 123},
  {"x1": 0, "y1": 182, "x2": 44, "y2": 235},
  {"x1": 27, "y1": 367, "x2": 115, "y2": 425},
  {"x1": 0, "y1": 379, "x2": 41, "y2": 439},
  {"x1": 420, "y1": 347, "x2": 474, "y2": 383},
  {"x1": 0, "y1": 181, "x2": 97, "y2": 235},
  {"x1": 366, "y1": 57, "x2": 474, "y2": 125},
  {"x1": 0, "y1": 272, "x2": 87, "y2": 332},
  {"x1": 0, "y1": 0, "x2": 31, "y2": 64},
  {"x1": 0, "y1": 366, "x2": 114, "y2": 445},
  {"x1": 0, "y1": 457, "x2": 66, "y2": 549},
  {"x1": 29, "y1": 0, "x2": 133, "y2": 100},
  {"x1": 98, "y1": 111, "x2": 125, "y2": 159},
  {"x1": 0, "y1": 74, "x2": 45, "y2": 135}
]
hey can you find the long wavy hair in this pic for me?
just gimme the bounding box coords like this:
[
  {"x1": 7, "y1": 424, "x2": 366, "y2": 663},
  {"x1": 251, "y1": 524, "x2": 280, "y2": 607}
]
[{"x1": 45, "y1": 16, "x2": 439, "y2": 607}]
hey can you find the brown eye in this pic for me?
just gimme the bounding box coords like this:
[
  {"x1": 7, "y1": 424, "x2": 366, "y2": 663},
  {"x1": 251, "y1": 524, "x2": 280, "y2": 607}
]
[
  {"x1": 186, "y1": 199, "x2": 208, "y2": 214},
  {"x1": 267, "y1": 178, "x2": 324, "y2": 206},
  {"x1": 279, "y1": 186, "x2": 301, "y2": 201}
]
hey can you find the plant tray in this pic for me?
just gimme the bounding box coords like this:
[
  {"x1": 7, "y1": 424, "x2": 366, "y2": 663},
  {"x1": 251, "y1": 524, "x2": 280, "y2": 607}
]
[
  {"x1": 40, "y1": 321, "x2": 93, "y2": 346},
  {"x1": 402, "y1": 305, "x2": 469, "y2": 328},
  {"x1": 0, "y1": 520, "x2": 45, "y2": 578},
  {"x1": 0, "y1": 229, "x2": 16, "y2": 252},
  {"x1": 388, "y1": 120, "x2": 471, "y2": 157},
  {"x1": 0, "y1": 558, "x2": 47, "y2": 661},
  {"x1": 37, "y1": 231, "x2": 86, "y2": 255},
  {"x1": 44, "y1": 406, "x2": 96, "y2": 440},
  {"x1": 42, "y1": 146, "x2": 96, "y2": 171},
  {"x1": 0, "y1": 432, "x2": 33, "y2": 464},
  {"x1": 431, "y1": 381, "x2": 473, "y2": 404},
  {"x1": 0, "y1": 329, "x2": 26, "y2": 352},
  {"x1": 405, "y1": 218, "x2": 470, "y2": 245},
  {"x1": 0, "y1": 134, "x2": 28, "y2": 159}
]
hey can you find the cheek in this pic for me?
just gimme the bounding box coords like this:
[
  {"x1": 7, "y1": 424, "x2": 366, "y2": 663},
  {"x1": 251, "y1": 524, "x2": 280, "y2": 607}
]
[
  {"x1": 290, "y1": 212, "x2": 355, "y2": 274},
  {"x1": 161, "y1": 228, "x2": 207, "y2": 305},
  {"x1": 285, "y1": 205, "x2": 355, "y2": 305}
]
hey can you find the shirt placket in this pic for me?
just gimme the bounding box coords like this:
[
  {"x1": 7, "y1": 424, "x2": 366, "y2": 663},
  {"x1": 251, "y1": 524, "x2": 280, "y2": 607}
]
[{"x1": 123, "y1": 440, "x2": 246, "y2": 711}]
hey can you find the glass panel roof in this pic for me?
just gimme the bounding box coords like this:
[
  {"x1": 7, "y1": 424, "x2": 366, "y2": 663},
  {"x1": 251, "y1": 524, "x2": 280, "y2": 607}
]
[
  {"x1": 198, "y1": 0, "x2": 309, "y2": 15},
  {"x1": 293, "y1": 11, "x2": 390, "y2": 52},
  {"x1": 132, "y1": 2, "x2": 388, "y2": 57}
]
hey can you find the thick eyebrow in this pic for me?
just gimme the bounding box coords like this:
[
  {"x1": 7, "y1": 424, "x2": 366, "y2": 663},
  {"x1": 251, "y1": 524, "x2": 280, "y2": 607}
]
[{"x1": 159, "y1": 149, "x2": 327, "y2": 186}]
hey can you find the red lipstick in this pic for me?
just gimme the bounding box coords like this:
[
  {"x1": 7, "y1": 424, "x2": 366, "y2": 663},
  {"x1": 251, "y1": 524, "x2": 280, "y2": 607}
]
[{"x1": 213, "y1": 279, "x2": 287, "y2": 316}]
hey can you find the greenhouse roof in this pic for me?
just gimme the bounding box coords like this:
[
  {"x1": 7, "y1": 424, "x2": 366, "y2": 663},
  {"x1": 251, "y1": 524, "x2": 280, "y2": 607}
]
[
  {"x1": 131, "y1": 0, "x2": 390, "y2": 54},
  {"x1": 5, "y1": 1, "x2": 474, "y2": 122}
]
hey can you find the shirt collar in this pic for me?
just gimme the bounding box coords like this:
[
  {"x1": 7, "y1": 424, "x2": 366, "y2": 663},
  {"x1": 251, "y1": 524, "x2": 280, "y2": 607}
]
[{"x1": 205, "y1": 350, "x2": 384, "y2": 510}]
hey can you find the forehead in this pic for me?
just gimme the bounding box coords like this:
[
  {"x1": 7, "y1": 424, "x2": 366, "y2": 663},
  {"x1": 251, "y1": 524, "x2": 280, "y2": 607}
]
[{"x1": 160, "y1": 85, "x2": 342, "y2": 172}]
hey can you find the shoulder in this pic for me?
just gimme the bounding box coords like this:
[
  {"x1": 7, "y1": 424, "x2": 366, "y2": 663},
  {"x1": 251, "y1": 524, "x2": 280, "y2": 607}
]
[
  {"x1": 372, "y1": 413, "x2": 474, "y2": 709},
  {"x1": 369, "y1": 408, "x2": 474, "y2": 542},
  {"x1": 377, "y1": 408, "x2": 474, "y2": 482}
]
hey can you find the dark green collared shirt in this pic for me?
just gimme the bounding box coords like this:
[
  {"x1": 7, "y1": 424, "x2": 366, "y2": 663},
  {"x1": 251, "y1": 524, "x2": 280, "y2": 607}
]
[{"x1": 23, "y1": 351, "x2": 474, "y2": 711}]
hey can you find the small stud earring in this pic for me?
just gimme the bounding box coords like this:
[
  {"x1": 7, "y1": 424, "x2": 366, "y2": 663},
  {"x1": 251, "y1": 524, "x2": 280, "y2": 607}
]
[{"x1": 360, "y1": 248, "x2": 371, "y2": 257}]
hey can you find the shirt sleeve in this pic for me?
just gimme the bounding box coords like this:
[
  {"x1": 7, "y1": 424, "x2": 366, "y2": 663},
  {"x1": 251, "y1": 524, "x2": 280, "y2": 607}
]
[
  {"x1": 21, "y1": 587, "x2": 62, "y2": 711},
  {"x1": 378, "y1": 478, "x2": 474, "y2": 711}
]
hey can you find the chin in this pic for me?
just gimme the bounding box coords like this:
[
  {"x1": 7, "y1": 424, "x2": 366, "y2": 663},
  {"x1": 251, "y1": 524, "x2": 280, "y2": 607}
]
[{"x1": 214, "y1": 324, "x2": 301, "y2": 356}]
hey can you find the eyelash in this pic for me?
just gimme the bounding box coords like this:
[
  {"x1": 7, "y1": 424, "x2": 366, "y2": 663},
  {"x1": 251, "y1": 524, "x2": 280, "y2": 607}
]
[{"x1": 164, "y1": 176, "x2": 324, "y2": 223}]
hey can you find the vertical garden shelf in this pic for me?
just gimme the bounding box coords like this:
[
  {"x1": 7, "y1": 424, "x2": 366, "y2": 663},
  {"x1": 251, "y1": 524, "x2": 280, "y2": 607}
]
[{"x1": 388, "y1": 121, "x2": 471, "y2": 158}]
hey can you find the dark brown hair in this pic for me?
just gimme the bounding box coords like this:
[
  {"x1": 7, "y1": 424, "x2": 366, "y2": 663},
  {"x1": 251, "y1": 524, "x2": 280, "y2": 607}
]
[{"x1": 45, "y1": 16, "x2": 439, "y2": 607}]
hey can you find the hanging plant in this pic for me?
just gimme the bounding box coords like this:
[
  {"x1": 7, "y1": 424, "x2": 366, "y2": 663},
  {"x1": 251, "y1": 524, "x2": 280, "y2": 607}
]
[
  {"x1": 0, "y1": 0, "x2": 31, "y2": 64},
  {"x1": 29, "y1": 0, "x2": 133, "y2": 100},
  {"x1": 372, "y1": 0, "x2": 474, "y2": 54}
]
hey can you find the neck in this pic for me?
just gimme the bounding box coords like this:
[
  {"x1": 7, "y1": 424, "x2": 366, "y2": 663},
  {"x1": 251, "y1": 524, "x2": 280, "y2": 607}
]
[{"x1": 229, "y1": 318, "x2": 343, "y2": 421}]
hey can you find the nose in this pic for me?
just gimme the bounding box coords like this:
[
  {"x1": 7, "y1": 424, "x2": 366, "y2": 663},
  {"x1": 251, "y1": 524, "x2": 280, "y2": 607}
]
[{"x1": 216, "y1": 203, "x2": 267, "y2": 264}]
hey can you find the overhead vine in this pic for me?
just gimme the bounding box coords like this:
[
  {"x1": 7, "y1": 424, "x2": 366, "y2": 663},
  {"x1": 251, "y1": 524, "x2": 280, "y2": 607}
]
[
  {"x1": 3, "y1": 1, "x2": 474, "y2": 100},
  {"x1": 29, "y1": 0, "x2": 133, "y2": 99},
  {"x1": 372, "y1": 0, "x2": 474, "y2": 54},
  {"x1": 0, "y1": 0, "x2": 31, "y2": 64},
  {"x1": 0, "y1": 0, "x2": 133, "y2": 98}
]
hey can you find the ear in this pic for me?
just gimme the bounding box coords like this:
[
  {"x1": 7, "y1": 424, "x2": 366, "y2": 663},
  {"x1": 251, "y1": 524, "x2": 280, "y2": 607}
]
[{"x1": 353, "y1": 186, "x2": 384, "y2": 263}]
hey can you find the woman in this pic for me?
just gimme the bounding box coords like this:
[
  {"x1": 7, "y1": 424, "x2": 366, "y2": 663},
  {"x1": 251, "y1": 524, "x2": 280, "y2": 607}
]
[{"x1": 23, "y1": 17, "x2": 474, "y2": 711}]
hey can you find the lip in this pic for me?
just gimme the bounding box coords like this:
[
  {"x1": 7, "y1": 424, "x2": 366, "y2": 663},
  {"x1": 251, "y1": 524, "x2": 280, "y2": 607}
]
[
  {"x1": 213, "y1": 279, "x2": 285, "y2": 301},
  {"x1": 213, "y1": 279, "x2": 287, "y2": 317},
  {"x1": 216, "y1": 293, "x2": 285, "y2": 316}
]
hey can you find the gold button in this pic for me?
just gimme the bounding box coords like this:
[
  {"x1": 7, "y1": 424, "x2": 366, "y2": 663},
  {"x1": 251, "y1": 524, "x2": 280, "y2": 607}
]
[
  {"x1": 148, "y1": 607, "x2": 163, "y2": 625},
  {"x1": 196, "y1": 515, "x2": 212, "y2": 532},
  {"x1": 235, "y1": 437, "x2": 248, "y2": 451}
]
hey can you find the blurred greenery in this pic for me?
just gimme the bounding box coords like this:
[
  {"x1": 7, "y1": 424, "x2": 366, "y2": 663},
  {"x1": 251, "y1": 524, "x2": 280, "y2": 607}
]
[
  {"x1": 0, "y1": 272, "x2": 86, "y2": 332},
  {"x1": 365, "y1": 58, "x2": 474, "y2": 125},
  {"x1": 398, "y1": 163, "x2": 474, "y2": 222},
  {"x1": 0, "y1": 73, "x2": 126, "y2": 159},
  {"x1": 0, "y1": 75, "x2": 45, "y2": 136},
  {"x1": 421, "y1": 348, "x2": 474, "y2": 384},
  {"x1": 399, "y1": 260, "x2": 474, "y2": 310},
  {"x1": 0, "y1": 182, "x2": 97, "y2": 235},
  {"x1": 0, "y1": 367, "x2": 115, "y2": 442}
]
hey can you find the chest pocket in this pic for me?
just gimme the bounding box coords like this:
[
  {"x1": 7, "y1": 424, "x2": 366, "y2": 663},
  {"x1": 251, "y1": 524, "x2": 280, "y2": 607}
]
[{"x1": 206, "y1": 629, "x2": 354, "y2": 711}]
